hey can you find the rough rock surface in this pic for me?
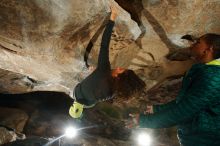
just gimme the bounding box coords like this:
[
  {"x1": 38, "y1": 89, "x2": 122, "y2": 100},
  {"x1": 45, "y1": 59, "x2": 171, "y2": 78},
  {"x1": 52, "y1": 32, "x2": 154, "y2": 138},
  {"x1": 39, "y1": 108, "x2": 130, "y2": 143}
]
[
  {"x1": 0, "y1": 127, "x2": 25, "y2": 145},
  {"x1": 0, "y1": 107, "x2": 28, "y2": 132},
  {"x1": 0, "y1": 127, "x2": 16, "y2": 145},
  {"x1": 0, "y1": 0, "x2": 140, "y2": 94},
  {"x1": 0, "y1": 0, "x2": 219, "y2": 95}
]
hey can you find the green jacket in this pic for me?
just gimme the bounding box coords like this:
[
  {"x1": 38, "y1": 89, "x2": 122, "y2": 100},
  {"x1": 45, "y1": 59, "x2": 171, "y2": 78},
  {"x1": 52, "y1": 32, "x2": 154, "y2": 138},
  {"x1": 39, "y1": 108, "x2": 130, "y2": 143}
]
[{"x1": 139, "y1": 59, "x2": 220, "y2": 146}]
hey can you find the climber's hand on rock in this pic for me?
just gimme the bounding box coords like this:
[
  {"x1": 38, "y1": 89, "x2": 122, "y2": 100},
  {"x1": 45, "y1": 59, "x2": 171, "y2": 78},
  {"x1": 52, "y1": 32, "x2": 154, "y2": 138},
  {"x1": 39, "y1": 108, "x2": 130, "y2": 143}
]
[{"x1": 110, "y1": 5, "x2": 118, "y2": 21}]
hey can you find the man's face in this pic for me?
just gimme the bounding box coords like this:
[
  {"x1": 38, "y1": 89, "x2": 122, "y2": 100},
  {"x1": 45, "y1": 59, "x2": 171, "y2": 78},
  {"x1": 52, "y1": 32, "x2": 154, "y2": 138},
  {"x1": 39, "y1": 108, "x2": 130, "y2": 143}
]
[{"x1": 190, "y1": 37, "x2": 210, "y2": 60}]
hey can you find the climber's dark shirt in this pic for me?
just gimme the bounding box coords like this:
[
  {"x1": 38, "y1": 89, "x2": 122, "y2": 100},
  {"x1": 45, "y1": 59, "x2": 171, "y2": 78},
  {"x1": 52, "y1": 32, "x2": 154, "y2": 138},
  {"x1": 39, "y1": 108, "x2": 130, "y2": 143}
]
[{"x1": 74, "y1": 20, "x2": 115, "y2": 106}]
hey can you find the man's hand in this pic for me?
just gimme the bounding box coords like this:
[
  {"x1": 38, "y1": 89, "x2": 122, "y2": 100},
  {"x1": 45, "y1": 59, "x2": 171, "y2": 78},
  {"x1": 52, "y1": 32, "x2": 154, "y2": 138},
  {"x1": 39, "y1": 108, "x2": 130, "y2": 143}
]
[
  {"x1": 125, "y1": 114, "x2": 140, "y2": 129},
  {"x1": 145, "y1": 105, "x2": 153, "y2": 114}
]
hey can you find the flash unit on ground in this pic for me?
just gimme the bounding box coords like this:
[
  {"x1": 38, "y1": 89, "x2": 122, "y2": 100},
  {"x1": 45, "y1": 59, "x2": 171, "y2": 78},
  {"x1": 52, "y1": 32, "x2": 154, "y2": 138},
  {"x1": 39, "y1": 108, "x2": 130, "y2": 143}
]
[
  {"x1": 137, "y1": 132, "x2": 152, "y2": 146},
  {"x1": 65, "y1": 127, "x2": 77, "y2": 138}
]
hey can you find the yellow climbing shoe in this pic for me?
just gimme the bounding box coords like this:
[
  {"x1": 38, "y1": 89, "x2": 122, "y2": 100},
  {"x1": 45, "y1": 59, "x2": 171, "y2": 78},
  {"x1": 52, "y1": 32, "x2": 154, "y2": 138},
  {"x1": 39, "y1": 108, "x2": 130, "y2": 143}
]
[{"x1": 69, "y1": 101, "x2": 84, "y2": 118}]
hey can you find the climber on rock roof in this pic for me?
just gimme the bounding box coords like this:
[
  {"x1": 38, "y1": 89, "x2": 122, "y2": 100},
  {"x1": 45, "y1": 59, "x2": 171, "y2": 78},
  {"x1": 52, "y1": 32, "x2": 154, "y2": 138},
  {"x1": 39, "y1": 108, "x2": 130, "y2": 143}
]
[{"x1": 69, "y1": 5, "x2": 146, "y2": 119}]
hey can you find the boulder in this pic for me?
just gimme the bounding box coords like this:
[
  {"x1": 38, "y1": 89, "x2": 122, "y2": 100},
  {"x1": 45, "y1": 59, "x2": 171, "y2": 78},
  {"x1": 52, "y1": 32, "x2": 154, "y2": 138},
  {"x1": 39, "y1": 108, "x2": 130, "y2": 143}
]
[{"x1": 0, "y1": 107, "x2": 28, "y2": 132}]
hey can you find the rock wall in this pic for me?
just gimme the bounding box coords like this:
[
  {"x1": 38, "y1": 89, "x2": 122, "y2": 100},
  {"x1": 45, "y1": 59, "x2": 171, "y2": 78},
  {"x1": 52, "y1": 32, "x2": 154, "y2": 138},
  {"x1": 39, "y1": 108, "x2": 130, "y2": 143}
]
[
  {"x1": 0, "y1": 0, "x2": 140, "y2": 94},
  {"x1": 0, "y1": 0, "x2": 219, "y2": 101}
]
